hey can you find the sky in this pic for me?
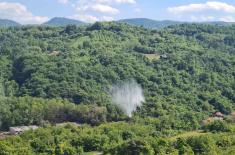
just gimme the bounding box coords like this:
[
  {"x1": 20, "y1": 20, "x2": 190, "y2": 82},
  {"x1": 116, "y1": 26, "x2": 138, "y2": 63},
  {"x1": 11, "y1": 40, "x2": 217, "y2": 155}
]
[{"x1": 1, "y1": 0, "x2": 235, "y2": 24}]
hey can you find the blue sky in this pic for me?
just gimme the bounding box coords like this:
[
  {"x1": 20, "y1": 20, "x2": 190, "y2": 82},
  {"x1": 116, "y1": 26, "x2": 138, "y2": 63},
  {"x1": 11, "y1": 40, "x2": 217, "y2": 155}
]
[{"x1": 1, "y1": 0, "x2": 235, "y2": 24}]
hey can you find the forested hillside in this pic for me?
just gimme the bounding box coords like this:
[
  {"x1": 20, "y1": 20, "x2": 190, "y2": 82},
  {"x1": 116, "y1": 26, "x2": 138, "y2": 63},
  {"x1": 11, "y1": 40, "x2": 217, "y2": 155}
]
[
  {"x1": 43, "y1": 17, "x2": 86, "y2": 27},
  {"x1": 0, "y1": 22, "x2": 235, "y2": 154},
  {"x1": 0, "y1": 19, "x2": 21, "y2": 27}
]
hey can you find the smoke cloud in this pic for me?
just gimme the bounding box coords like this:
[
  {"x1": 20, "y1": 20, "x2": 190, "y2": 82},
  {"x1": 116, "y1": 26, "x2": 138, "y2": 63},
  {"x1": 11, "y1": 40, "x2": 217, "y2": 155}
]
[{"x1": 111, "y1": 80, "x2": 145, "y2": 117}]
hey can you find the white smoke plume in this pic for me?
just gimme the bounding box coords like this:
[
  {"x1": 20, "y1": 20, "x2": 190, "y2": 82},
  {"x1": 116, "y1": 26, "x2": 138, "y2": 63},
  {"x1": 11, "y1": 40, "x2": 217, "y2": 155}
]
[{"x1": 111, "y1": 80, "x2": 145, "y2": 117}]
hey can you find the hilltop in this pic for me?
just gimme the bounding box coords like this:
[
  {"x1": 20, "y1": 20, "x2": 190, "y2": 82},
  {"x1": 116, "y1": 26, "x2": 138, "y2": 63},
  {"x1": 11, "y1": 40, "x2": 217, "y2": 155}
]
[
  {"x1": 0, "y1": 19, "x2": 21, "y2": 27},
  {"x1": 43, "y1": 17, "x2": 85, "y2": 26}
]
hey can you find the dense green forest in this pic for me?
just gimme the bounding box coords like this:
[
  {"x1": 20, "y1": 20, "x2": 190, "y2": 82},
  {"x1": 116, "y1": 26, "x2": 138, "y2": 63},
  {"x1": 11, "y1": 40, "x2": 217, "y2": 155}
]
[{"x1": 0, "y1": 22, "x2": 235, "y2": 154}]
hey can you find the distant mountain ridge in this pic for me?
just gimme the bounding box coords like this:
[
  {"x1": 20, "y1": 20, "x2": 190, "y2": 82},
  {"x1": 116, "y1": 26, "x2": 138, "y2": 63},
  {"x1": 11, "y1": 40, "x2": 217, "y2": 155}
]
[
  {"x1": 118, "y1": 18, "x2": 235, "y2": 29},
  {"x1": 43, "y1": 17, "x2": 85, "y2": 26},
  {"x1": 0, "y1": 19, "x2": 21, "y2": 27},
  {"x1": 0, "y1": 17, "x2": 234, "y2": 28},
  {"x1": 118, "y1": 18, "x2": 183, "y2": 29}
]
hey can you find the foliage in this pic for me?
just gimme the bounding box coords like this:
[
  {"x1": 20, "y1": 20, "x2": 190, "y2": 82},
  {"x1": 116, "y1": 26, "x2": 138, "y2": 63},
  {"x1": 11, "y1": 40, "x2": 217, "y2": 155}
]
[
  {"x1": 203, "y1": 121, "x2": 231, "y2": 133},
  {"x1": 0, "y1": 96, "x2": 121, "y2": 130},
  {"x1": 0, "y1": 22, "x2": 235, "y2": 154},
  {"x1": 0, "y1": 123, "x2": 235, "y2": 154}
]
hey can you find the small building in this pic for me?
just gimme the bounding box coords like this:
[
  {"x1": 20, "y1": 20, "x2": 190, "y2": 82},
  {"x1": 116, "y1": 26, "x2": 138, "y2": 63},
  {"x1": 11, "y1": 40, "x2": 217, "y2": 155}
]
[
  {"x1": 231, "y1": 112, "x2": 235, "y2": 116},
  {"x1": 160, "y1": 54, "x2": 168, "y2": 59},
  {"x1": 9, "y1": 126, "x2": 39, "y2": 135},
  {"x1": 48, "y1": 50, "x2": 60, "y2": 56},
  {"x1": 202, "y1": 112, "x2": 224, "y2": 126},
  {"x1": 213, "y1": 112, "x2": 224, "y2": 118},
  {"x1": 231, "y1": 112, "x2": 235, "y2": 122}
]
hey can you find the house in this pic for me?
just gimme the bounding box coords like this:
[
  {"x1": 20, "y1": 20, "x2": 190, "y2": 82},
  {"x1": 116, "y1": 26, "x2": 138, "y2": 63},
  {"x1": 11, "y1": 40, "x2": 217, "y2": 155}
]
[
  {"x1": 160, "y1": 54, "x2": 168, "y2": 59},
  {"x1": 231, "y1": 112, "x2": 235, "y2": 116},
  {"x1": 231, "y1": 112, "x2": 235, "y2": 122},
  {"x1": 48, "y1": 50, "x2": 60, "y2": 56},
  {"x1": 213, "y1": 112, "x2": 224, "y2": 118},
  {"x1": 202, "y1": 112, "x2": 224, "y2": 126},
  {"x1": 9, "y1": 126, "x2": 39, "y2": 135},
  {"x1": 210, "y1": 112, "x2": 224, "y2": 121}
]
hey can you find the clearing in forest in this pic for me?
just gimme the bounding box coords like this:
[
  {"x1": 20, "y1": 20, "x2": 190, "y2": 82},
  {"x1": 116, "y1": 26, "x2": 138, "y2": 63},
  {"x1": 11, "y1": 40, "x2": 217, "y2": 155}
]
[
  {"x1": 144, "y1": 54, "x2": 160, "y2": 61},
  {"x1": 168, "y1": 130, "x2": 210, "y2": 141}
]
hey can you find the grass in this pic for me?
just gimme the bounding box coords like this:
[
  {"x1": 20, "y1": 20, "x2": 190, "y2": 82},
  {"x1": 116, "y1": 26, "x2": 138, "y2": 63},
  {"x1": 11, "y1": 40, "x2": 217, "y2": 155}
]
[
  {"x1": 220, "y1": 146, "x2": 235, "y2": 155},
  {"x1": 168, "y1": 130, "x2": 210, "y2": 141},
  {"x1": 70, "y1": 36, "x2": 90, "y2": 48},
  {"x1": 143, "y1": 54, "x2": 160, "y2": 61},
  {"x1": 84, "y1": 152, "x2": 103, "y2": 155}
]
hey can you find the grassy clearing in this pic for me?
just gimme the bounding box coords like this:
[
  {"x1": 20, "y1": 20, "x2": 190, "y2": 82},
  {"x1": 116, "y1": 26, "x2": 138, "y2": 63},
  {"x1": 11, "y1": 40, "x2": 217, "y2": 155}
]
[
  {"x1": 84, "y1": 152, "x2": 103, "y2": 155},
  {"x1": 144, "y1": 54, "x2": 160, "y2": 61},
  {"x1": 168, "y1": 130, "x2": 210, "y2": 141},
  {"x1": 70, "y1": 36, "x2": 90, "y2": 48}
]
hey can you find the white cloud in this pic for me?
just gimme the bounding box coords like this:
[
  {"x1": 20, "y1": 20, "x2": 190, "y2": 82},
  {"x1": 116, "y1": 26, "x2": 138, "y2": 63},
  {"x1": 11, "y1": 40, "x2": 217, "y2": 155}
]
[
  {"x1": 101, "y1": 16, "x2": 114, "y2": 21},
  {"x1": 219, "y1": 16, "x2": 235, "y2": 22},
  {"x1": 70, "y1": 15, "x2": 114, "y2": 23},
  {"x1": 70, "y1": 14, "x2": 99, "y2": 23},
  {"x1": 190, "y1": 15, "x2": 215, "y2": 22},
  {"x1": 72, "y1": 0, "x2": 136, "y2": 23},
  {"x1": 167, "y1": 1, "x2": 235, "y2": 22},
  {"x1": 90, "y1": 4, "x2": 119, "y2": 14},
  {"x1": 75, "y1": 2, "x2": 119, "y2": 14},
  {"x1": 95, "y1": 0, "x2": 136, "y2": 4},
  {"x1": 134, "y1": 8, "x2": 141, "y2": 13},
  {"x1": 0, "y1": 2, "x2": 48, "y2": 24},
  {"x1": 168, "y1": 1, "x2": 235, "y2": 14},
  {"x1": 57, "y1": 0, "x2": 69, "y2": 4},
  {"x1": 114, "y1": 0, "x2": 136, "y2": 4}
]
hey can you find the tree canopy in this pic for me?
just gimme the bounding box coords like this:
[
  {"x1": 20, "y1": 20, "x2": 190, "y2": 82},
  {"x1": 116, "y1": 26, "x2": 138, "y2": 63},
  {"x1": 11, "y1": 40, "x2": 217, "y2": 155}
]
[{"x1": 0, "y1": 22, "x2": 235, "y2": 154}]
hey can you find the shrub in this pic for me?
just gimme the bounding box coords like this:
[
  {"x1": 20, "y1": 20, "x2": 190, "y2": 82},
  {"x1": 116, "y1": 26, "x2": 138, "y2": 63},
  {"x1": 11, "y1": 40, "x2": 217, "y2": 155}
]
[
  {"x1": 203, "y1": 120, "x2": 231, "y2": 133},
  {"x1": 110, "y1": 139, "x2": 154, "y2": 155}
]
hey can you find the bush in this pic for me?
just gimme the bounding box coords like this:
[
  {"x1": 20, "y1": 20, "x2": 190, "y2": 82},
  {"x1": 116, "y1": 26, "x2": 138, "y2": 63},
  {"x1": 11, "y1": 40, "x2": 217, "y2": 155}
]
[
  {"x1": 203, "y1": 120, "x2": 231, "y2": 133},
  {"x1": 187, "y1": 136, "x2": 216, "y2": 155},
  {"x1": 216, "y1": 137, "x2": 232, "y2": 148},
  {"x1": 110, "y1": 140, "x2": 154, "y2": 155},
  {"x1": 175, "y1": 138, "x2": 194, "y2": 155}
]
